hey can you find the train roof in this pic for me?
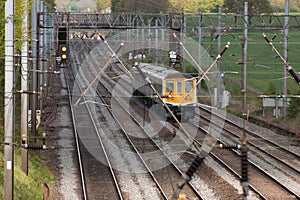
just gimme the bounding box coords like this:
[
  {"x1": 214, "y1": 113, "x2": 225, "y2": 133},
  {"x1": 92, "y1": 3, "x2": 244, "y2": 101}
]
[{"x1": 138, "y1": 63, "x2": 193, "y2": 79}]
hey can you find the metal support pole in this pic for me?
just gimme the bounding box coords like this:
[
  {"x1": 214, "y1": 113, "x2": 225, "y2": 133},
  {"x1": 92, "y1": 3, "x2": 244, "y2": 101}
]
[
  {"x1": 21, "y1": 0, "x2": 29, "y2": 175},
  {"x1": 217, "y1": 7, "x2": 222, "y2": 107},
  {"x1": 40, "y1": 1, "x2": 45, "y2": 108},
  {"x1": 198, "y1": 12, "x2": 202, "y2": 62},
  {"x1": 242, "y1": 2, "x2": 248, "y2": 116},
  {"x1": 4, "y1": 0, "x2": 15, "y2": 198},
  {"x1": 43, "y1": 6, "x2": 49, "y2": 100},
  {"x1": 155, "y1": 19, "x2": 158, "y2": 65},
  {"x1": 241, "y1": 7, "x2": 249, "y2": 198},
  {"x1": 283, "y1": 0, "x2": 289, "y2": 117},
  {"x1": 198, "y1": 13, "x2": 202, "y2": 94},
  {"x1": 181, "y1": 13, "x2": 186, "y2": 71},
  {"x1": 31, "y1": 0, "x2": 38, "y2": 142},
  {"x1": 217, "y1": 7, "x2": 222, "y2": 71}
]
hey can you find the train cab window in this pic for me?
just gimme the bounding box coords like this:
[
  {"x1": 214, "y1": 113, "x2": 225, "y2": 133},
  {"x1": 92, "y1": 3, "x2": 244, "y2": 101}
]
[
  {"x1": 177, "y1": 81, "x2": 182, "y2": 93},
  {"x1": 166, "y1": 80, "x2": 174, "y2": 93},
  {"x1": 185, "y1": 80, "x2": 193, "y2": 93}
]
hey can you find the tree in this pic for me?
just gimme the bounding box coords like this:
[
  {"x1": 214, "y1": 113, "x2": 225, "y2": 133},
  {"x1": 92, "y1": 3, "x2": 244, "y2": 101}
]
[
  {"x1": 112, "y1": 0, "x2": 223, "y2": 13},
  {"x1": 264, "y1": 81, "x2": 277, "y2": 95},
  {"x1": 270, "y1": 0, "x2": 300, "y2": 12},
  {"x1": 95, "y1": 0, "x2": 112, "y2": 13},
  {"x1": 168, "y1": 0, "x2": 223, "y2": 13},
  {"x1": 223, "y1": 0, "x2": 272, "y2": 15},
  {"x1": 111, "y1": 0, "x2": 125, "y2": 12},
  {"x1": 287, "y1": 97, "x2": 300, "y2": 118},
  {"x1": 124, "y1": 0, "x2": 171, "y2": 13}
]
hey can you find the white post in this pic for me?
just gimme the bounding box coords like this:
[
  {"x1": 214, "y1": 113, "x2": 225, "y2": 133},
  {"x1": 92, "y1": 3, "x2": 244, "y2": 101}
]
[
  {"x1": 21, "y1": 0, "x2": 29, "y2": 175},
  {"x1": 4, "y1": 0, "x2": 15, "y2": 198}
]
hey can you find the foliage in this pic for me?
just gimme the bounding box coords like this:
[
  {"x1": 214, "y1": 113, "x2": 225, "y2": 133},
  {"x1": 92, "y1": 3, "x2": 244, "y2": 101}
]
[
  {"x1": 270, "y1": 0, "x2": 300, "y2": 12},
  {"x1": 264, "y1": 81, "x2": 277, "y2": 95},
  {"x1": 43, "y1": 0, "x2": 56, "y2": 12},
  {"x1": 110, "y1": 0, "x2": 299, "y2": 14},
  {"x1": 287, "y1": 95, "x2": 300, "y2": 118},
  {"x1": 95, "y1": 0, "x2": 112, "y2": 13},
  {"x1": 112, "y1": 0, "x2": 223, "y2": 13},
  {"x1": 223, "y1": 0, "x2": 272, "y2": 15},
  {"x1": 112, "y1": 0, "x2": 171, "y2": 13},
  {"x1": 15, "y1": 0, "x2": 27, "y2": 53},
  {"x1": 111, "y1": 0, "x2": 124, "y2": 12},
  {"x1": 0, "y1": 150, "x2": 55, "y2": 199},
  {"x1": 169, "y1": 0, "x2": 224, "y2": 13},
  {"x1": 0, "y1": 0, "x2": 56, "y2": 199}
]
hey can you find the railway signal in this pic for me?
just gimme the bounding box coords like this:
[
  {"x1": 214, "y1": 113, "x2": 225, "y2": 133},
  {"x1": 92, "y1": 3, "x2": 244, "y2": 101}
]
[
  {"x1": 60, "y1": 44, "x2": 68, "y2": 61},
  {"x1": 56, "y1": 27, "x2": 68, "y2": 66},
  {"x1": 56, "y1": 44, "x2": 68, "y2": 65},
  {"x1": 169, "y1": 51, "x2": 181, "y2": 66}
]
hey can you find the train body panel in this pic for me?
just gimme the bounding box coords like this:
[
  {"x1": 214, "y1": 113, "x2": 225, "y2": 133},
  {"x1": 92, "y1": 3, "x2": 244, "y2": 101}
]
[{"x1": 132, "y1": 63, "x2": 197, "y2": 120}]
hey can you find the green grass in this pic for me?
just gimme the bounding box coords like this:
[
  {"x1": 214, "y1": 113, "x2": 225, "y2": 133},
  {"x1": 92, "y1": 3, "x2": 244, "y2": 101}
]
[
  {"x1": 0, "y1": 148, "x2": 55, "y2": 199},
  {"x1": 0, "y1": 126, "x2": 55, "y2": 199},
  {"x1": 197, "y1": 29, "x2": 300, "y2": 94}
]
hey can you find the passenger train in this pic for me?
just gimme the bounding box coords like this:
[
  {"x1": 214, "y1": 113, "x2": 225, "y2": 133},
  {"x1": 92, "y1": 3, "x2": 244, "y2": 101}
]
[{"x1": 132, "y1": 63, "x2": 197, "y2": 121}]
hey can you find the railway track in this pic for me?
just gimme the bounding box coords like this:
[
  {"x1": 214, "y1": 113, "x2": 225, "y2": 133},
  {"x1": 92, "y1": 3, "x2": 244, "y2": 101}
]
[
  {"x1": 97, "y1": 73, "x2": 204, "y2": 199},
  {"x1": 85, "y1": 41, "x2": 205, "y2": 199},
  {"x1": 67, "y1": 38, "x2": 300, "y2": 199},
  {"x1": 104, "y1": 52, "x2": 300, "y2": 199},
  {"x1": 65, "y1": 53, "x2": 123, "y2": 199},
  {"x1": 77, "y1": 39, "x2": 252, "y2": 199},
  {"x1": 84, "y1": 42, "x2": 241, "y2": 198},
  {"x1": 68, "y1": 39, "x2": 205, "y2": 199},
  {"x1": 195, "y1": 104, "x2": 300, "y2": 199}
]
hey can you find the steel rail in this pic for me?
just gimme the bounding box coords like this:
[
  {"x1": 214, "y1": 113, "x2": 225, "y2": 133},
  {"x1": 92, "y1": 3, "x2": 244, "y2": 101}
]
[
  {"x1": 69, "y1": 41, "x2": 124, "y2": 200},
  {"x1": 197, "y1": 105, "x2": 300, "y2": 198},
  {"x1": 199, "y1": 104, "x2": 300, "y2": 167},
  {"x1": 97, "y1": 60, "x2": 205, "y2": 200},
  {"x1": 64, "y1": 68, "x2": 88, "y2": 200}
]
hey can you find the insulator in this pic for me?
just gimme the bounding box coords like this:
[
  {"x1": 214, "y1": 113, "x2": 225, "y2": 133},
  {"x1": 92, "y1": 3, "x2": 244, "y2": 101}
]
[
  {"x1": 219, "y1": 143, "x2": 240, "y2": 150},
  {"x1": 240, "y1": 144, "x2": 248, "y2": 182},
  {"x1": 287, "y1": 66, "x2": 300, "y2": 85},
  {"x1": 271, "y1": 33, "x2": 277, "y2": 41},
  {"x1": 185, "y1": 154, "x2": 205, "y2": 179},
  {"x1": 25, "y1": 144, "x2": 46, "y2": 151},
  {"x1": 219, "y1": 41, "x2": 231, "y2": 57},
  {"x1": 263, "y1": 33, "x2": 271, "y2": 43}
]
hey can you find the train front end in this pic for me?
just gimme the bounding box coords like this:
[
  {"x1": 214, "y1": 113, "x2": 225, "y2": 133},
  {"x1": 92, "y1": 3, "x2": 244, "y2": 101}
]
[{"x1": 163, "y1": 76, "x2": 197, "y2": 121}]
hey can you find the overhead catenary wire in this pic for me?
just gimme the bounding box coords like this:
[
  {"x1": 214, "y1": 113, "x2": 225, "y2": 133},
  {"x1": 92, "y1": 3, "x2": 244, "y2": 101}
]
[
  {"x1": 134, "y1": 62, "x2": 201, "y2": 153},
  {"x1": 99, "y1": 34, "x2": 133, "y2": 79},
  {"x1": 180, "y1": 41, "x2": 231, "y2": 103},
  {"x1": 173, "y1": 33, "x2": 208, "y2": 79},
  {"x1": 74, "y1": 42, "x2": 124, "y2": 106},
  {"x1": 263, "y1": 33, "x2": 300, "y2": 86}
]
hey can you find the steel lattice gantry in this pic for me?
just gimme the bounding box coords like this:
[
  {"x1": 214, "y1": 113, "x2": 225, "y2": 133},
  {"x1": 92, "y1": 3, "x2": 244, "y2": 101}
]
[{"x1": 53, "y1": 12, "x2": 300, "y2": 30}]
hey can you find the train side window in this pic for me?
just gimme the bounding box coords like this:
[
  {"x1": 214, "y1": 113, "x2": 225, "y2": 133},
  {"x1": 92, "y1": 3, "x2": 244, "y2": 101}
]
[
  {"x1": 177, "y1": 81, "x2": 182, "y2": 93},
  {"x1": 185, "y1": 80, "x2": 193, "y2": 93},
  {"x1": 166, "y1": 80, "x2": 174, "y2": 93}
]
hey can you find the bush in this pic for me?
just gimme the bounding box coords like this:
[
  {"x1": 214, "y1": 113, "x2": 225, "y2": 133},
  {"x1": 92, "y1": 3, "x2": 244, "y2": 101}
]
[{"x1": 287, "y1": 97, "x2": 300, "y2": 119}]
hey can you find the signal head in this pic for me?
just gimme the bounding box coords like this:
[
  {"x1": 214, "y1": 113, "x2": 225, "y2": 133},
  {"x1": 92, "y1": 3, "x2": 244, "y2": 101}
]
[{"x1": 61, "y1": 45, "x2": 67, "y2": 52}]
